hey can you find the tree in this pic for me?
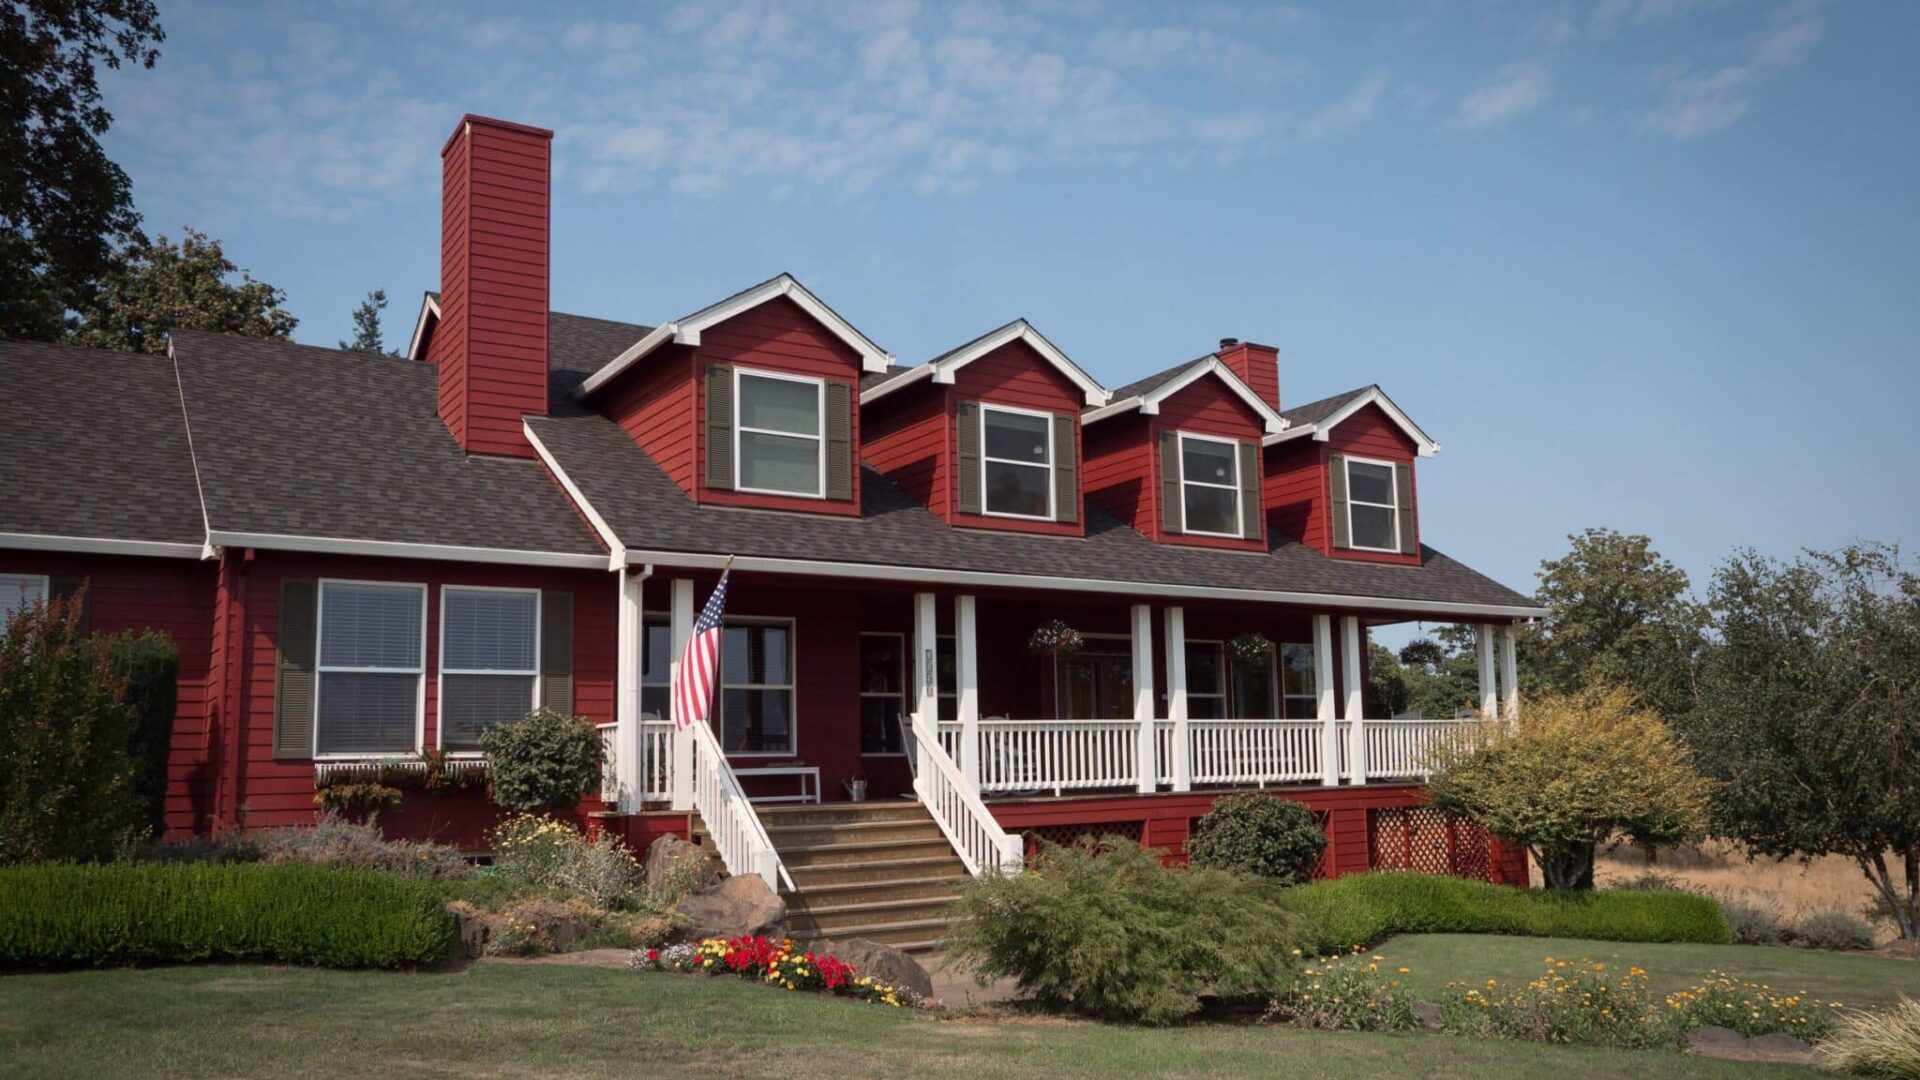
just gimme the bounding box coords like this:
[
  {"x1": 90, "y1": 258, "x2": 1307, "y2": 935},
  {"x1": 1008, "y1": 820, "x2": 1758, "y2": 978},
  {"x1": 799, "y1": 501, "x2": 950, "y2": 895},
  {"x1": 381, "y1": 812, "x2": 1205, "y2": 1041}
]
[
  {"x1": 1, "y1": 0, "x2": 164, "y2": 341},
  {"x1": 1425, "y1": 685, "x2": 1715, "y2": 889},
  {"x1": 65, "y1": 227, "x2": 296, "y2": 354},
  {"x1": 340, "y1": 288, "x2": 395, "y2": 354},
  {"x1": 1685, "y1": 543, "x2": 1920, "y2": 942},
  {"x1": 1532, "y1": 528, "x2": 1706, "y2": 720},
  {"x1": 1364, "y1": 641, "x2": 1411, "y2": 718}
]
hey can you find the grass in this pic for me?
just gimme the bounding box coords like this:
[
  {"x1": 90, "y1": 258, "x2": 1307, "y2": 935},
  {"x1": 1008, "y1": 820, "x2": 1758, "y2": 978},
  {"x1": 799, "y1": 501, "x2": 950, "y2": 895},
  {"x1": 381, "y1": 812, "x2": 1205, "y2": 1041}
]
[
  {"x1": 1384, "y1": 932, "x2": 1920, "y2": 1010},
  {"x1": 1590, "y1": 839, "x2": 1907, "y2": 944},
  {"x1": 0, "y1": 962, "x2": 1817, "y2": 1080}
]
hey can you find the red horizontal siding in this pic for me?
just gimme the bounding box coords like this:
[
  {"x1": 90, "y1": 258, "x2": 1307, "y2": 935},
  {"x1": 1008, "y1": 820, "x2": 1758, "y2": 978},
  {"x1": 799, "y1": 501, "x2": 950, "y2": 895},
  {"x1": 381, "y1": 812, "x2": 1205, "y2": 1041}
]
[
  {"x1": 945, "y1": 340, "x2": 1085, "y2": 537},
  {"x1": 862, "y1": 384, "x2": 947, "y2": 517},
  {"x1": 1325, "y1": 403, "x2": 1420, "y2": 567},
  {"x1": 1082, "y1": 413, "x2": 1155, "y2": 537},
  {"x1": 1263, "y1": 439, "x2": 1325, "y2": 551},
  {"x1": 603, "y1": 347, "x2": 698, "y2": 493}
]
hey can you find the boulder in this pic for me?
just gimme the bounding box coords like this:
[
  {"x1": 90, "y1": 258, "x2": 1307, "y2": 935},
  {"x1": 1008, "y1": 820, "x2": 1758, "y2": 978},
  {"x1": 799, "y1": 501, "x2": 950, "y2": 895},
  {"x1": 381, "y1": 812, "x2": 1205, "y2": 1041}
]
[
  {"x1": 645, "y1": 834, "x2": 723, "y2": 899},
  {"x1": 447, "y1": 902, "x2": 491, "y2": 959},
  {"x1": 817, "y1": 937, "x2": 934, "y2": 1000},
  {"x1": 673, "y1": 874, "x2": 786, "y2": 939}
]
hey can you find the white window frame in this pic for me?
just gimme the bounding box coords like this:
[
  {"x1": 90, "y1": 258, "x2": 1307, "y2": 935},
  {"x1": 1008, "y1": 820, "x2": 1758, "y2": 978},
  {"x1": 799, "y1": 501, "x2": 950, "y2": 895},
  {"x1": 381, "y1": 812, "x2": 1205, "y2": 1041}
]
[
  {"x1": 979, "y1": 402, "x2": 1056, "y2": 521},
  {"x1": 718, "y1": 615, "x2": 799, "y2": 758},
  {"x1": 436, "y1": 584, "x2": 542, "y2": 757},
  {"x1": 1177, "y1": 431, "x2": 1243, "y2": 539},
  {"x1": 733, "y1": 367, "x2": 827, "y2": 500},
  {"x1": 857, "y1": 631, "x2": 908, "y2": 757},
  {"x1": 0, "y1": 573, "x2": 50, "y2": 612},
  {"x1": 313, "y1": 578, "x2": 429, "y2": 761},
  {"x1": 1281, "y1": 642, "x2": 1317, "y2": 720},
  {"x1": 1343, "y1": 454, "x2": 1401, "y2": 554}
]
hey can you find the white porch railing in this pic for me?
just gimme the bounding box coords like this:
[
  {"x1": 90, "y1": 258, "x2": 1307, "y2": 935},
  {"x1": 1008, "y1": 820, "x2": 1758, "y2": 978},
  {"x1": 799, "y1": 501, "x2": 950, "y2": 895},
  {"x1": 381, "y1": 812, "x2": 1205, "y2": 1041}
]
[
  {"x1": 600, "y1": 718, "x2": 679, "y2": 805},
  {"x1": 970, "y1": 718, "x2": 1143, "y2": 796},
  {"x1": 687, "y1": 718, "x2": 792, "y2": 892},
  {"x1": 1190, "y1": 719, "x2": 1326, "y2": 787},
  {"x1": 913, "y1": 713, "x2": 1023, "y2": 876},
  {"x1": 1361, "y1": 718, "x2": 1475, "y2": 781}
]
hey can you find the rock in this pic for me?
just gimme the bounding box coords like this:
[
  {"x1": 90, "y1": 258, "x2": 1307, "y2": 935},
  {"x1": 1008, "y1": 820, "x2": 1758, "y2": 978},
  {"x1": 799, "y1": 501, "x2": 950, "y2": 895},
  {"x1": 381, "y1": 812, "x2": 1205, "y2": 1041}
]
[
  {"x1": 1412, "y1": 1001, "x2": 1444, "y2": 1029},
  {"x1": 446, "y1": 901, "x2": 492, "y2": 959},
  {"x1": 645, "y1": 834, "x2": 724, "y2": 899},
  {"x1": 1687, "y1": 1025, "x2": 1818, "y2": 1066},
  {"x1": 673, "y1": 874, "x2": 786, "y2": 939},
  {"x1": 816, "y1": 937, "x2": 935, "y2": 999}
]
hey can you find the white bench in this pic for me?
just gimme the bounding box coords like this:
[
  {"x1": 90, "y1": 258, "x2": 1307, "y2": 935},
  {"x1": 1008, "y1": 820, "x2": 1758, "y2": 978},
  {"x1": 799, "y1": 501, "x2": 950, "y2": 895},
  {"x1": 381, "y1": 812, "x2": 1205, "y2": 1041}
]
[{"x1": 734, "y1": 765, "x2": 822, "y2": 804}]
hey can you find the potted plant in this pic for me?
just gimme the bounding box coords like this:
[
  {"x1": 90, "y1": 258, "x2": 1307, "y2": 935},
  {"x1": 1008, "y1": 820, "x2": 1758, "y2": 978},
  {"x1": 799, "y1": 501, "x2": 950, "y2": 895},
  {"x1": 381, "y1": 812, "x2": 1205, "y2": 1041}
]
[
  {"x1": 1027, "y1": 618, "x2": 1085, "y2": 657},
  {"x1": 1227, "y1": 631, "x2": 1273, "y2": 662}
]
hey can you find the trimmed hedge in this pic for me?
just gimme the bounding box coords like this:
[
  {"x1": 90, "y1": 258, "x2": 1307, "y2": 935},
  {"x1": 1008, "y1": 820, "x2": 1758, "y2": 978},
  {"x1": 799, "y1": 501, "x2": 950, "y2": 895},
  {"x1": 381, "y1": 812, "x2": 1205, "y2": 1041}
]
[
  {"x1": 1278, "y1": 872, "x2": 1733, "y2": 953},
  {"x1": 0, "y1": 863, "x2": 455, "y2": 970}
]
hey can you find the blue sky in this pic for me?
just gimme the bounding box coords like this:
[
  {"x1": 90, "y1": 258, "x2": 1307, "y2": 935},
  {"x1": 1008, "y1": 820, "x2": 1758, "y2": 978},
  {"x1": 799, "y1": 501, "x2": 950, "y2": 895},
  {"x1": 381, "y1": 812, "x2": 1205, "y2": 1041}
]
[{"x1": 97, "y1": 0, "x2": 1917, "y2": 617}]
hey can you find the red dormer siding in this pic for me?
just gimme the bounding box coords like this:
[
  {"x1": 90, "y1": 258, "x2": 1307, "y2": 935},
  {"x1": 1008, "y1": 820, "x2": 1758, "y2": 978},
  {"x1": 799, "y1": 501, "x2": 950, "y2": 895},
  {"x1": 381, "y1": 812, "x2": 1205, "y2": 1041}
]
[
  {"x1": 1086, "y1": 371, "x2": 1267, "y2": 552},
  {"x1": 1324, "y1": 402, "x2": 1421, "y2": 565},
  {"x1": 862, "y1": 384, "x2": 946, "y2": 513},
  {"x1": 602, "y1": 344, "x2": 698, "y2": 491},
  {"x1": 1263, "y1": 402, "x2": 1422, "y2": 564}
]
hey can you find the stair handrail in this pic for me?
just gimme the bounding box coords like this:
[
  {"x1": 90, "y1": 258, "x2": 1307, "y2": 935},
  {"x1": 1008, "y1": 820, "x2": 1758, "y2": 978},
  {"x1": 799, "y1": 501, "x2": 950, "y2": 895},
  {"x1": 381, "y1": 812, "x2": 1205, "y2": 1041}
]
[
  {"x1": 910, "y1": 711, "x2": 1023, "y2": 877},
  {"x1": 686, "y1": 719, "x2": 794, "y2": 893}
]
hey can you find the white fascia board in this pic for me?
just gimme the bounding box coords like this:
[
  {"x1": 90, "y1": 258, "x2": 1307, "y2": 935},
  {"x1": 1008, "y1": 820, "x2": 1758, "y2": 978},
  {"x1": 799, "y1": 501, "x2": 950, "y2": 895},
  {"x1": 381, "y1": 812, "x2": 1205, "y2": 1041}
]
[
  {"x1": 524, "y1": 421, "x2": 627, "y2": 570},
  {"x1": 857, "y1": 362, "x2": 936, "y2": 405},
  {"x1": 1262, "y1": 423, "x2": 1319, "y2": 447},
  {"x1": 1080, "y1": 395, "x2": 1146, "y2": 426},
  {"x1": 576, "y1": 322, "x2": 680, "y2": 398},
  {"x1": 0, "y1": 532, "x2": 204, "y2": 559},
  {"x1": 1082, "y1": 358, "x2": 1287, "y2": 434},
  {"x1": 206, "y1": 531, "x2": 609, "y2": 570},
  {"x1": 619, "y1": 548, "x2": 1548, "y2": 620},
  {"x1": 679, "y1": 274, "x2": 893, "y2": 373},
  {"x1": 405, "y1": 292, "x2": 442, "y2": 362},
  {"x1": 924, "y1": 321, "x2": 1110, "y2": 407},
  {"x1": 1310, "y1": 387, "x2": 1441, "y2": 457}
]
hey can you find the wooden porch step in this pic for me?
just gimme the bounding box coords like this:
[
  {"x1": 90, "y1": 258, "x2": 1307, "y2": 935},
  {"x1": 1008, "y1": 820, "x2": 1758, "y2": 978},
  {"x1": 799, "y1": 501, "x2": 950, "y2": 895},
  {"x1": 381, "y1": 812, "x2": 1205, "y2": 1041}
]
[
  {"x1": 786, "y1": 892, "x2": 959, "y2": 923},
  {"x1": 784, "y1": 874, "x2": 966, "y2": 907},
  {"x1": 774, "y1": 836, "x2": 957, "y2": 868},
  {"x1": 788, "y1": 915, "x2": 954, "y2": 950},
  {"x1": 787, "y1": 855, "x2": 969, "y2": 888},
  {"x1": 756, "y1": 802, "x2": 929, "y2": 825},
  {"x1": 763, "y1": 819, "x2": 946, "y2": 846}
]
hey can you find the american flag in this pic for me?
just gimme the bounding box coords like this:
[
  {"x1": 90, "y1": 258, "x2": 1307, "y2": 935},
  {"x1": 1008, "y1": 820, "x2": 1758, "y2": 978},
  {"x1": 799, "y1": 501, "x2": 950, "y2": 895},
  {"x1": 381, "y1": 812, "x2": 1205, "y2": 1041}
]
[{"x1": 672, "y1": 567, "x2": 731, "y2": 730}]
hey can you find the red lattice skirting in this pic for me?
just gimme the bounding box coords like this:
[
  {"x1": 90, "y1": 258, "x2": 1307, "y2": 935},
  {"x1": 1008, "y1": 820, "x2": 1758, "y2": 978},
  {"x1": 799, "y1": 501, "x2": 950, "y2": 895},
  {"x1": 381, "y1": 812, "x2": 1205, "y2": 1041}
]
[{"x1": 1368, "y1": 806, "x2": 1493, "y2": 880}]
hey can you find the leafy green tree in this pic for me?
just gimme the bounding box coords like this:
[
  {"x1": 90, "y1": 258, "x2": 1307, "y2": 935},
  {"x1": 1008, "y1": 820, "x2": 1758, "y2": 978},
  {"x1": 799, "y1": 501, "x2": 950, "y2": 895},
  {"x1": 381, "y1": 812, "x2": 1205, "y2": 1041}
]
[
  {"x1": 65, "y1": 227, "x2": 296, "y2": 354},
  {"x1": 340, "y1": 288, "x2": 395, "y2": 354},
  {"x1": 1685, "y1": 543, "x2": 1920, "y2": 942},
  {"x1": 1, "y1": 0, "x2": 163, "y2": 341},
  {"x1": 1532, "y1": 528, "x2": 1705, "y2": 719},
  {"x1": 1363, "y1": 640, "x2": 1411, "y2": 718}
]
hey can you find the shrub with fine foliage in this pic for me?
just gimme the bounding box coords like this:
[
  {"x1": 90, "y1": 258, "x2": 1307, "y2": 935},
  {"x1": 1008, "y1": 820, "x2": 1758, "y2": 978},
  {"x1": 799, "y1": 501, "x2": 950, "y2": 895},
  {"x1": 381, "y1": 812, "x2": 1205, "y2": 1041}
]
[
  {"x1": 946, "y1": 837, "x2": 1309, "y2": 1024},
  {"x1": 1186, "y1": 793, "x2": 1326, "y2": 884},
  {"x1": 481, "y1": 708, "x2": 606, "y2": 813},
  {"x1": 0, "y1": 863, "x2": 454, "y2": 969},
  {"x1": 1797, "y1": 909, "x2": 1877, "y2": 951},
  {"x1": 490, "y1": 814, "x2": 644, "y2": 910},
  {"x1": 1820, "y1": 997, "x2": 1920, "y2": 1080},
  {"x1": 1717, "y1": 896, "x2": 1785, "y2": 945}
]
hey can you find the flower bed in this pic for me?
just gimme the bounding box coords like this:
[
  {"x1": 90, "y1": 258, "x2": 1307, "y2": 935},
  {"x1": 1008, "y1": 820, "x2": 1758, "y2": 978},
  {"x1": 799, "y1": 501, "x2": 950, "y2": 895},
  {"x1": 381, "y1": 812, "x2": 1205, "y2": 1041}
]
[
  {"x1": 633, "y1": 936, "x2": 926, "y2": 1008},
  {"x1": 1269, "y1": 947, "x2": 1419, "y2": 1032},
  {"x1": 1665, "y1": 970, "x2": 1843, "y2": 1040}
]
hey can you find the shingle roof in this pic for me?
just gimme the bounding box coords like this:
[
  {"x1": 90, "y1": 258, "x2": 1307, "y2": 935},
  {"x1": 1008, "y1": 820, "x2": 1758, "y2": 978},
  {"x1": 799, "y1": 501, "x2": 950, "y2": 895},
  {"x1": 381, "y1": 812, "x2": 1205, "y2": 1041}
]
[
  {"x1": 860, "y1": 363, "x2": 914, "y2": 392},
  {"x1": 525, "y1": 409, "x2": 1538, "y2": 613},
  {"x1": 1105, "y1": 356, "x2": 1211, "y2": 404},
  {"x1": 0, "y1": 340, "x2": 204, "y2": 546},
  {"x1": 1282, "y1": 386, "x2": 1374, "y2": 428}
]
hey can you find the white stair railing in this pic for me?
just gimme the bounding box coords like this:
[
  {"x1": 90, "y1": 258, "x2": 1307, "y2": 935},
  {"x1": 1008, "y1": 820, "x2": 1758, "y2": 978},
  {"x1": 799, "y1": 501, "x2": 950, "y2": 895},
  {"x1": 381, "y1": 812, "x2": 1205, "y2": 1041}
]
[
  {"x1": 686, "y1": 720, "x2": 792, "y2": 892},
  {"x1": 913, "y1": 713, "x2": 1023, "y2": 877}
]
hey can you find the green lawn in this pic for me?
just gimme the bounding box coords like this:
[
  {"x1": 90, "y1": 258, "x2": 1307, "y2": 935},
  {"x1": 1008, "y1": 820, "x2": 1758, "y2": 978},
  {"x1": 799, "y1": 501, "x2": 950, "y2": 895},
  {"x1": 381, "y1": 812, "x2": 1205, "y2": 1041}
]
[
  {"x1": 0, "y1": 962, "x2": 1818, "y2": 1080},
  {"x1": 1381, "y1": 933, "x2": 1920, "y2": 1009}
]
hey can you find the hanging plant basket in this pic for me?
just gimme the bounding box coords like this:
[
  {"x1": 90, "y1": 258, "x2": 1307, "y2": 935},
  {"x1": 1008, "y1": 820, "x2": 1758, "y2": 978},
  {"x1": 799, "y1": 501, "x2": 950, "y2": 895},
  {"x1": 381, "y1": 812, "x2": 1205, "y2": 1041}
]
[
  {"x1": 1227, "y1": 631, "x2": 1273, "y2": 663},
  {"x1": 1027, "y1": 618, "x2": 1085, "y2": 657}
]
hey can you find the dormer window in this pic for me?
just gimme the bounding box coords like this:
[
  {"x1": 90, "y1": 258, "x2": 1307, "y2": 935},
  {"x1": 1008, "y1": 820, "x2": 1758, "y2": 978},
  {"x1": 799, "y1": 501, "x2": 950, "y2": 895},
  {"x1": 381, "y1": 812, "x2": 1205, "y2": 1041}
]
[
  {"x1": 1178, "y1": 433, "x2": 1242, "y2": 537},
  {"x1": 735, "y1": 369, "x2": 825, "y2": 498},
  {"x1": 981, "y1": 404, "x2": 1054, "y2": 519},
  {"x1": 1342, "y1": 456, "x2": 1400, "y2": 552}
]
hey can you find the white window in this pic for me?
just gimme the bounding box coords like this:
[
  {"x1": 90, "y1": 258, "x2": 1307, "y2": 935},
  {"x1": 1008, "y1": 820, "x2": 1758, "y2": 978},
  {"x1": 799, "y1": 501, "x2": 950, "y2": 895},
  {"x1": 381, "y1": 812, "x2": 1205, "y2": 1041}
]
[
  {"x1": 1281, "y1": 643, "x2": 1317, "y2": 720},
  {"x1": 981, "y1": 404, "x2": 1054, "y2": 519},
  {"x1": 1345, "y1": 456, "x2": 1400, "y2": 552},
  {"x1": 1, "y1": 574, "x2": 49, "y2": 629},
  {"x1": 315, "y1": 580, "x2": 426, "y2": 757},
  {"x1": 1179, "y1": 433, "x2": 1241, "y2": 537},
  {"x1": 440, "y1": 586, "x2": 539, "y2": 753},
  {"x1": 719, "y1": 618, "x2": 795, "y2": 755},
  {"x1": 735, "y1": 369, "x2": 825, "y2": 498}
]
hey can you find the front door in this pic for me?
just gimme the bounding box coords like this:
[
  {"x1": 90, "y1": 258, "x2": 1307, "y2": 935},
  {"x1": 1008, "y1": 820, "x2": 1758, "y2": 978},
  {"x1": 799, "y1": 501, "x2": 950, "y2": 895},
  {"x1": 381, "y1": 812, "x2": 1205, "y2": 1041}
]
[{"x1": 1056, "y1": 638, "x2": 1135, "y2": 718}]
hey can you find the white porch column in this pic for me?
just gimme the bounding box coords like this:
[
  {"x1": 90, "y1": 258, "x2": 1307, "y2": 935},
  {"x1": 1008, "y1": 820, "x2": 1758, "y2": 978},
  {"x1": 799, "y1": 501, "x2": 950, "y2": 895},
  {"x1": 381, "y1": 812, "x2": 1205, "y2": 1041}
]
[
  {"x1": 955, "y1": 594, "x2": 980, "y2": 786},
  {"x1": 1476, "y1": 623, "x2": 1499, "y2": 719},
  {"x1": 1130, "y1": 604, "x2": 1156, "y2": 793},
  {"x1": 1163, "y1": 605, "x2": 1191, "y2": 792},
  {"x1": 668, "y1": 578, "x2": 696, "y2": 811},
  {"x1": 1314, "y1": 614, "x2": 1339, "y2": 786},
  {"x1": 1341, "y1": 615, "x2": 1367, "y2": 785},
  {"x1": 614, "y1": 565, "x2": 648, "y2": 812},
  {"x1": 1499, "y1": 624, "x2": 1520, "y2": 723},
  {"x1": 912, "y1": 592, "x2": 938, "y2": 783}
]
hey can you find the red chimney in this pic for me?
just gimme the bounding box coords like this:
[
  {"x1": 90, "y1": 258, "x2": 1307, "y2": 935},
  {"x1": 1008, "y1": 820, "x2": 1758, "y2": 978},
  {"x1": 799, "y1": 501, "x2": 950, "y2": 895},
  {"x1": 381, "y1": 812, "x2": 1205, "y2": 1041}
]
[
  {"x1": 427, "y1": 114, "x2": 552, "y2": 457},
  {"x1": 1217, "y1": 338, "x2": 1281, "y2": 414}
]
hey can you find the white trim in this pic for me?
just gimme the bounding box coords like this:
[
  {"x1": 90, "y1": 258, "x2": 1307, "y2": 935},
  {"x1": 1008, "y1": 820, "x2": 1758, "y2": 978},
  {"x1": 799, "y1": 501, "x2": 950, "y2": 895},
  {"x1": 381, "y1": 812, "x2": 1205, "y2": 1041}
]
[
  {"x1": 1263, "y1": 424, "x2": 1318, "y2": 447},
  {"x1": 732, "y1": 368, "x2": 827, "y2": 500},
  {"x1": 314, "y1": 578, "x2": 429, "y2": 759},
  {"x1": 436, "y1": 584, "x2": 542, "y2": 754},
  {"x1": 1340, "y1": 454, "x2": 1401, "y2": 554},
  {"x1": 205, "y1": 530, "x2": 606, "y2": 569},
  {"x1": 0, "y1": 573, "x2": 51, "y2": 624},
  {"x1": 0, "y1": 532, "x2": 202, "y2": 559},
  {"x1": 1264, "y1": 386, "x2": 1440, "y2": 457},
  {"x1": 523, "y1": 421, "x2": 625, "y2": 569},
  {"x1": 405, "y1": 292, "x2": 442, "y2": 362},
  {"x1": 978, "y1": 402, "x2": 1056, "y2": 521},
  {"x1": 862, "y1": 320, "x2": 1109, "y2": 408},
  {"x1": 619, "y1": 548, "x2": 1548, "y2": 619},
  {"x1": 718, "y1": 615, "x2": 800, "y2": 759},
  {"x1": 578, "y1": 273, "x2": 894, "y2": 397},
  {"x1": 1174, "y1": 431, "x2": 1244, "y2": 539},
  {"x1": 1082, "y1": 356, "x2": 1286, "y2": 435}
]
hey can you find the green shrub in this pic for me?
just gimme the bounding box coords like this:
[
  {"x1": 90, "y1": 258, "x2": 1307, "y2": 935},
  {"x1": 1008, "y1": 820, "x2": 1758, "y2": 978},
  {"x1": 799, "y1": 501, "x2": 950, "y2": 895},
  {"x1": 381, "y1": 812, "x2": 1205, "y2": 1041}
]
[
  {"x1": 1277, "y1": 872, "x2": 1733, "y2": 953},
  {"x1": 1797, "y1": 909, "x2": 1876, "y2": 951},
  {"x1": 1718, "y1": 896, "x2": 1785, "y2": 945},
  {"x1": 946, "y1": 837, "x2": 1309, "y2": 1025},
  {"x1": 481, "y1": 708, "x2": 606, "y2": 813},
  {"x1": 106, "y1": 632, "x2": 179, "y2": 839},
  {"x1": 1186, "y1": 793, "x2": 1326, "y2": 884},
  {"x1": 491, "y1": 814, "x2": 643, "y2": 910},
  {"x1": 254, "y1": 812, "x2": 472, "y2": 879},
  {"x1": 0, "y1": 863, "x2": 454, "y2": 969},
  {"x1": 1819, "y1": 997, "x2": 1920, "y2": 1079}
]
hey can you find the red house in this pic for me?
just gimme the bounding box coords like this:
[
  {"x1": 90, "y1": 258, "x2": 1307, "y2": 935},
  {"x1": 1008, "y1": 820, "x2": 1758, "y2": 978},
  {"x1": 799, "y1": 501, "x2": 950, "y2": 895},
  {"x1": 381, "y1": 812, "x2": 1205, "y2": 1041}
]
[{"x1": 0, "y1": 115, "x2": 1544, "y2": 949}]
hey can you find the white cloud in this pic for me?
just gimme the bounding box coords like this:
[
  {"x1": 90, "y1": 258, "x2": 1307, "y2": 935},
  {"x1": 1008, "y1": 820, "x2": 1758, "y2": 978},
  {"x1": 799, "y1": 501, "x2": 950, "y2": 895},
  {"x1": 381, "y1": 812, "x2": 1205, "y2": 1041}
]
[
  {"x1": 1447, "y1": 62, "x2": 1551, "y2": 132},
  {"x1": 1298, "y1": 68, "x2": 1389, "y2": 141},
  {"x1": 1639, "y1": 3, "x2": 1825, "y2": 139}
]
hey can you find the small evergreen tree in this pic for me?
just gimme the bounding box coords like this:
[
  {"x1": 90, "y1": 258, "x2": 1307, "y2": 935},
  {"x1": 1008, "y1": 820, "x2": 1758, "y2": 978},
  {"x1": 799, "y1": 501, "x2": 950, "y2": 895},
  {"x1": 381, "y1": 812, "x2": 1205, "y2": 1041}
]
[{"x1": 340, "y1": 288, "x2": 394, "y2": 354}]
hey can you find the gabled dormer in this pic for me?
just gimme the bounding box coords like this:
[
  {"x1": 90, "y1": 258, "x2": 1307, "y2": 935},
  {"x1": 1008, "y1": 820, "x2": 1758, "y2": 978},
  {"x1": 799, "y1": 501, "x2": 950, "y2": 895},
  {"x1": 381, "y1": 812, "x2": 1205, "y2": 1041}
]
[
  {"x1": 1081, "y1": 349, "x2": 1286, "y2": 552},
  {"x1": 1263, "y1": 385, "x2": 1439, "y2": 565},
  {"x1": 574, "y1": 274, "x2": 893, "y2": 517},
  {"x1": 861, "y1": 320, "x2": 1107, "y2": 536}
]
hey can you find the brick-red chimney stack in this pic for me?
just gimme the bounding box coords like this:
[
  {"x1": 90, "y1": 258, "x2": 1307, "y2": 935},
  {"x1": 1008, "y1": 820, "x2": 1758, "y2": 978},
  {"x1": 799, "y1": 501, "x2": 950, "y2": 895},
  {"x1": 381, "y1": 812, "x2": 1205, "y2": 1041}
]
[{"x1": 1216, "y1": 338, "x2": 1281, "y2": 414}]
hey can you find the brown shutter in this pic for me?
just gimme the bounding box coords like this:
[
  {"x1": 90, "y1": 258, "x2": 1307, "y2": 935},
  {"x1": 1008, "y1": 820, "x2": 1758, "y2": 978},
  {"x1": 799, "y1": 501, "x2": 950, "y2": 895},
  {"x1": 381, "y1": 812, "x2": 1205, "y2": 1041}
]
[
  {"x1": 50, "y1": 576, "x2": 89, "y2": 635},
  {"x1": 825, "y1": 380, "x2": 853, "y2": 501},
  {"x1": 1052, "y1": 414, "x2": 1077, "y2": 524},
  {"x1": 1395, "y1": 463, "x2": 1417, "y2": 556},
  {"x1": 1329, "y1": 453, "x2": 1351, "y2": 550},
  {"x1": 956, "y1": 399, "x2": 982, "y2": 515},
  {"x1": 705, "y1": 364, "x2": 734, "y2": 490},
  {"x1": 273, "y1": 579, "x2": 318, "y2": 760},
  {"x1": 1237, "y1": 441, "x2": 1261, "y2": 542},
  {"x1": 540, "y1": 591, "x2": 574, "y2": 713},
  {"x1": 1159, "y1": 430, "x2": 1183, "y2": 534}
]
